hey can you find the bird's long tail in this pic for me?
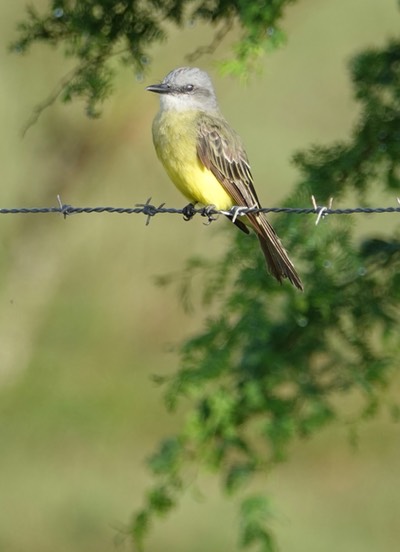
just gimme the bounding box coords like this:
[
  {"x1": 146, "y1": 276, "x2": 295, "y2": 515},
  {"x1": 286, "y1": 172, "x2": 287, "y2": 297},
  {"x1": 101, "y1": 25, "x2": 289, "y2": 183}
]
[{"x1": 248, "y1": 213, "x2": 303, "y2": 291}]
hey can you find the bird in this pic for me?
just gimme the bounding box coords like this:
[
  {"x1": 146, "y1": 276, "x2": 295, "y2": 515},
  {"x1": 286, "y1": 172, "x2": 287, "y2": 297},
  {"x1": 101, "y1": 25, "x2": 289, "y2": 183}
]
[{"x1": 146, "y1": 67, "x2": 303, "y2": 290}]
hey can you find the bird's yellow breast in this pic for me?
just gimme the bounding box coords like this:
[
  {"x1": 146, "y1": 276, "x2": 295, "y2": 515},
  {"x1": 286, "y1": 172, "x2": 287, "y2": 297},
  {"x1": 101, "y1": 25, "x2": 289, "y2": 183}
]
[{"x1": 152, "y1": 109, "x2": 234, "y2": 209}]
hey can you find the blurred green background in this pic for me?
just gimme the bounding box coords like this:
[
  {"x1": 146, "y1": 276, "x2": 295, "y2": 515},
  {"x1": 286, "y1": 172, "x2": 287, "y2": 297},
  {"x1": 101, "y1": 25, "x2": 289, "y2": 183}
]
[{"x1": 0, "y1": 1, "x2": 399, "y2": 551}]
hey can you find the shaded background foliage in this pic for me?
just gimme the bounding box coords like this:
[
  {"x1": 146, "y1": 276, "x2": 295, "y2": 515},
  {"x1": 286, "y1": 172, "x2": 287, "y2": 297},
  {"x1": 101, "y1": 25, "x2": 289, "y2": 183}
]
[{"x1": 1, "y1": 1, "x2": 399, "y2": 551}]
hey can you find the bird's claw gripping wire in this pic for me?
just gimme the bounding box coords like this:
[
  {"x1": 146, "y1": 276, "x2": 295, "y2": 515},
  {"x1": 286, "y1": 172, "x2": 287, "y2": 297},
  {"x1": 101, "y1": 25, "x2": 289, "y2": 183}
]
[
  {"x1": 311, "y1": 195, "x2": 333, "y2": 225},
  {"x1": 135, "y1": 197, "x2": 165, "y2": 226},
  {"x1": 201, "y1": 204, "x2": 218, "y2": 225},
  {"x1": 182, "y1": 202, "x2": 197, "y2": 221}
]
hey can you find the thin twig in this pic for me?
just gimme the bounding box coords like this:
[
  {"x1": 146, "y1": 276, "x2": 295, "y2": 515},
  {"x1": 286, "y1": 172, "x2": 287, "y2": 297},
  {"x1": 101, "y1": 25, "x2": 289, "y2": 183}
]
[
  {"x1": 22, "y1": 64, "x2": 84, "y2": 137},
  {"x1": 22, "y1": 47, "x2": 130, "y2": 137},
  {"x1": 186, "y1": 18, "x2": 234, "y2": 63}
]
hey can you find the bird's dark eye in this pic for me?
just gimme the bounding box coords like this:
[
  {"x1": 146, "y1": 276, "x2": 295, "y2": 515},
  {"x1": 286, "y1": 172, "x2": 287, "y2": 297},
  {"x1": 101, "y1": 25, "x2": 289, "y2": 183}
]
[{"x1": 185, "y1": 84, "x2": 194, "y2": 92}]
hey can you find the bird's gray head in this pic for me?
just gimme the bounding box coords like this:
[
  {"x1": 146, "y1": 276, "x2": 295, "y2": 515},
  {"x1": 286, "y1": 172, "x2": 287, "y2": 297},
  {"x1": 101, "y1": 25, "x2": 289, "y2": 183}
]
[{"x1": 146, "y1": 67, "x2": 219, "y2": 112}]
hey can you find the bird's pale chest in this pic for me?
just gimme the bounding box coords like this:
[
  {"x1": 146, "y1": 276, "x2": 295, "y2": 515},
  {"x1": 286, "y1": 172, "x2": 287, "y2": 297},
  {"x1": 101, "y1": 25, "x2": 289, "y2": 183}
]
[{"x1": 151, "y1": 110, "x2": 233, "y2": 208}]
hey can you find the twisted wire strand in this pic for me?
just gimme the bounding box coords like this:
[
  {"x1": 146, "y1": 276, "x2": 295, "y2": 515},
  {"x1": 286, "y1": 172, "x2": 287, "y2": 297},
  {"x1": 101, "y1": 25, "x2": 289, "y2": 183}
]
[{"x1": 0, "y1": 198, "x2": 400, "y2": 220}]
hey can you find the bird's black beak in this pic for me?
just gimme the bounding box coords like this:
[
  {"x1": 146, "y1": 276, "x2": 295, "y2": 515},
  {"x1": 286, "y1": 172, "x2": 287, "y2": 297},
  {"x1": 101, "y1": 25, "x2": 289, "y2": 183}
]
[{"x1": 146, "y1": 83, "x2": 171, "y2": 94}]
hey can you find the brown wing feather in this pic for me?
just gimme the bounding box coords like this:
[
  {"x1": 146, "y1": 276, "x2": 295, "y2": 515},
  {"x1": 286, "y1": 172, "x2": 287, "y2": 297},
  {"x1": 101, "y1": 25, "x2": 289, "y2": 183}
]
[
  {"x1": 196, "y1": 113, "x2": 303, "y2": 290},
  {"x1": 197, "y1": 115, "x2": 259, "y2": 206}
]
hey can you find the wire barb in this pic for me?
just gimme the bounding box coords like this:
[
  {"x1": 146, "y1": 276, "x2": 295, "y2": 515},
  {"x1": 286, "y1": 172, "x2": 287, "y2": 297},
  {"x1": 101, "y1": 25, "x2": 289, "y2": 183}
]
[
  {"x1": 56, "y1": 194, "x2": 74, "y2": 219},
  {"x1": 135, "y1": 197, "x2": 164, "y2": 226},
  {"x1": 230, "y1": 204, "x2": 258, "y2": 224},
  {"x1": 311, "y1": 195, "x2": 334, "y2": 225}
]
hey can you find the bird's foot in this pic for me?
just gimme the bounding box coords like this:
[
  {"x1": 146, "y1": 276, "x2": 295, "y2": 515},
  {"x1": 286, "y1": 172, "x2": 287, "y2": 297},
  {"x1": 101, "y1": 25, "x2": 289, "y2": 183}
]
[
  {"x1": 201, "y1": 204, "x2": 218, "y2": 225},
  {"x1": 182, "y1": 202, "x2": 197, "y2": 221}
]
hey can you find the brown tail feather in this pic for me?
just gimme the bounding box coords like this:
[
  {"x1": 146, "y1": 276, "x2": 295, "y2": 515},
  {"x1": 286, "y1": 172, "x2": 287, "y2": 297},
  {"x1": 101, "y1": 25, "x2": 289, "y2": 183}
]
[{"x1": 249, "y1": 213, "x2": 303, "y2": 291}]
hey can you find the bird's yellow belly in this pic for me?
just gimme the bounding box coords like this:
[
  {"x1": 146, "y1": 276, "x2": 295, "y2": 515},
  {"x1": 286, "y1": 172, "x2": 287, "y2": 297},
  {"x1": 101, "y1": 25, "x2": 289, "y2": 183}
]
[
  {"x1": 163, "y1": 155, "x2": 234, "y2": 209},
  {"x1": 153, "y1": 111, "x2": 234, "y2": 210}
]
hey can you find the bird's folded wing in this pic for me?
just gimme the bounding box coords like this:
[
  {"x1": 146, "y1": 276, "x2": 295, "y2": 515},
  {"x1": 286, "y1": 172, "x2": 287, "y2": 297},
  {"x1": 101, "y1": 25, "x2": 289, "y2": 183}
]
[{"x1": 196, "y1": 113, "x2": 261, "y2": 209}]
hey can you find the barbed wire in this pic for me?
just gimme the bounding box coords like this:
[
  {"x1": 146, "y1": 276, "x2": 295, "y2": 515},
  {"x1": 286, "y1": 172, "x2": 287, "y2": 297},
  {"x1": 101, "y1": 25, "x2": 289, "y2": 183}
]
[{"x1": 0, "y1": 195, "x2": 399, "y2": 226}]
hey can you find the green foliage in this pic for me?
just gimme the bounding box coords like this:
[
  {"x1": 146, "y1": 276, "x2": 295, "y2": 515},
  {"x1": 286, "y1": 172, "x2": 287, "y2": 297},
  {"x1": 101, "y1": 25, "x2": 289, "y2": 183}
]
[
  {"x1": 294, "y1": 40, "x2": 400, "y2": 198},
  {"x1": 239, "y1": 495, "x2": 276, "y2": 552},
  {"x1": 11, "y1": 0, "x2": 297, "y2": 116},
  {"x1": 132, "y1": 34, "x2": 400, "y2": 551}
]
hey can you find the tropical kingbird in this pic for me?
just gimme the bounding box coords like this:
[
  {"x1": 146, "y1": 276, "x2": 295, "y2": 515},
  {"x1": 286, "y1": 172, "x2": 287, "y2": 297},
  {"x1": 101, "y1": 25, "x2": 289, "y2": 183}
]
[{"x1": 146, "y1": 67, "x2": 303, "y2": 290}]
